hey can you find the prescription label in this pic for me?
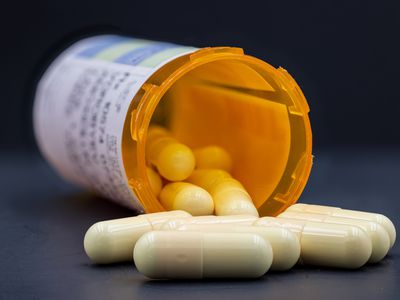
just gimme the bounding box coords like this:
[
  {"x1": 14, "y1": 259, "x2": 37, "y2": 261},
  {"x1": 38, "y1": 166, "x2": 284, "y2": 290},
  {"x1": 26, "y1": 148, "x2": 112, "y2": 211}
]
[{"x1": 34, "y1": 35, "x2": 197, "y2": 211}]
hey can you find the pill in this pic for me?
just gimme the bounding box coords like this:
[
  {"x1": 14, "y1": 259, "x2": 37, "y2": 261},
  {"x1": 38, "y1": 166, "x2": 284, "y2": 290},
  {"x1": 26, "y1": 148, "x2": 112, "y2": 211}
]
[
  {"x1": 287, "y1": 203, "x2": 396, "y2": 248},
  {"x1": 213, "y1": 188, "x2": 259, "y2": 216},
  {"x1": 187, "y1": 169, "x2": 232, "y2": 191},
  {"x1": 160, "y1": 215, "x2": 258, "y2": 230},
  {"x1": 146, "y1": 167, "x2": 162, "y2": 196},
  {"x1": 212, "y1": 180, "x2": 259, "y2": 216},
  {"x1": 146, "y1": 128, "x2": 195, "y2": 181},
  {"x1": 254, "y1": 217, "x2": 372, "y2": 269},
  {"x1": 188, "y1": 170, "x2": 259, "y2": 217},
  {"x1": 172, "y1": 224, "x2": 300, "y2": 271},
  {"x1": 193, "y1": 145, "x2": 233, "y2": 172},
  {"x1": 159, "y1": 182, "x2": 214, "y2": 216},
  {"x1": 278, "y1": 211, "x2": 390, "y2": 263},
  {"x1": 147, "y1": 125, "x2": 170, "y2": 143},
  {"x1": 134, "y1": 231, "x2": 273, "y2": 279},
  {"x1": 145, "y1": 125, "x2": 170, "y2": 164},
  {"x1": 129, "y1": 166, "x2": 162, "y2": 196},
  {"x1": 83, "y1": 210, "x2": 191, "y2": 264}
]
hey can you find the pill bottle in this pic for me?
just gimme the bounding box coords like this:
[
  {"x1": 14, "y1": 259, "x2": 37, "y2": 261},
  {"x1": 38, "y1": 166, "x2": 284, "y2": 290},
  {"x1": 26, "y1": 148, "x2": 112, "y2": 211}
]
[{"x1": 33, "y1": 35, "x2": 312, "y2": 216}]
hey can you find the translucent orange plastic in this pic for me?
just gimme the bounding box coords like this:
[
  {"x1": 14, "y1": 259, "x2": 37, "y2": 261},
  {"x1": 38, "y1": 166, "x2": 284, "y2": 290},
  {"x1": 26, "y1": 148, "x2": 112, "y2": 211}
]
[{"x1": 122, "y1": 47, "x2": 312, "y2": 217}]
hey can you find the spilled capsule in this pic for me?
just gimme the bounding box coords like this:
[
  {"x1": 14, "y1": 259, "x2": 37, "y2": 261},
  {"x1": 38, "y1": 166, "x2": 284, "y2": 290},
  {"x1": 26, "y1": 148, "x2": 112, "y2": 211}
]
[
  {"x1": 172, "y1": 223, "x2": 300, "y2": 271},
  {"x1": 254, "y1": 217, "x2": 372, "y2": 269},
  {"x1": 84, "y1": 210, "x2": 191, "y2": 264},
  {"x1": 159, "y1": 182, "x2": 214, "y2": 216},
  {"x1": 278, "y1": 211, "x2": 390, "y2": 263},
  {"x1": 287, "y1": 203, "x2": 396, "y2": 248},
  {"x1": 134, "y1": 231, "x2": 273, "y2": 279},
  {"x1": 160, "y1": 215, "x2": 258, "y2": 230}
]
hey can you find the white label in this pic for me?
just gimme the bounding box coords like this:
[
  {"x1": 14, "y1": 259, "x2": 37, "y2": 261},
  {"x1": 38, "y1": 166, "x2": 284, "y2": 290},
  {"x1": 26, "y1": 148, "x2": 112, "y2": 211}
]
[{"x1": 33, "y1": 35, "x2": 197, "y2": 211}]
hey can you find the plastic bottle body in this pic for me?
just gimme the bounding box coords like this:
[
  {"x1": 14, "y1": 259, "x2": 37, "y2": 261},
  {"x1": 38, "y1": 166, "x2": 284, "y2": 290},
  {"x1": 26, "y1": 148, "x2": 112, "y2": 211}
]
[{"x1": 33, "y1": 35, "x2": 312, "y2": 216}]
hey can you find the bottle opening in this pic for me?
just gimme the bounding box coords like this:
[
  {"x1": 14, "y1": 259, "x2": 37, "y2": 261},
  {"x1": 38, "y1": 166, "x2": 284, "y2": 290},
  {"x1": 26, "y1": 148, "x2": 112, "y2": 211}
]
[{"x1": 123, "y1": 47, "x2": 312, "y2": 216}]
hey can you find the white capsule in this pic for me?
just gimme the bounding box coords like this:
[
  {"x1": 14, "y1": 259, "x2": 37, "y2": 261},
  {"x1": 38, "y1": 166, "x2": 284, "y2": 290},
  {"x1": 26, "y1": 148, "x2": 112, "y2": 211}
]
[
  {"x1": 172, "y1": 224, "x2": 300, "y2": 271},
  {"x1": 83, "y1": 210, "x2": 191, "y2": 264},
  {"x1": 278, "y1": 211, "x2": 390, "y2": 263},
  {"x1": 287, "y1": 203, "x2": 396, "y2": 248},
  {"x1": 254, "y1": 217, "x2": 372, "y2": 269},
  {"x1": 160, "y1": 215, "x2": 258, "y2": 230},
  {"x1": 134, "y1": 231, "x2": 273, "y2": 279}
]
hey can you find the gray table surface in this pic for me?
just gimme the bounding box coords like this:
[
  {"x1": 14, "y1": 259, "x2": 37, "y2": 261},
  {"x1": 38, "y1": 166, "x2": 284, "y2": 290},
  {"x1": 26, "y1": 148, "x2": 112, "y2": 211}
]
[{"x1": 0, "y1": 148, "x2": 399, "y2": 300}]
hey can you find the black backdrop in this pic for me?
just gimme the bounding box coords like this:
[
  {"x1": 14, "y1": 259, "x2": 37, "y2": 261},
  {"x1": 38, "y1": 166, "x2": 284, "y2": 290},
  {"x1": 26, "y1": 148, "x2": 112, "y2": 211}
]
[
  {"x1": 1, "y1": 2, "x2": 400, "y2": 299},
  {"x1": 1, "y1": 0, "x2": 399, "y2": 151}
]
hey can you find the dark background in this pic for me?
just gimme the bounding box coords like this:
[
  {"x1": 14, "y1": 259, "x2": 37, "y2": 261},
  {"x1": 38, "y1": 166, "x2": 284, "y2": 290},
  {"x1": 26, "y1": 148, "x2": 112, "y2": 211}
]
[
  {"x1": 0, "y1": 0, "x2": 399, "y2": 299},
  {"x1": 1, "y1": 0, "x2": 400, "y2": 151}
]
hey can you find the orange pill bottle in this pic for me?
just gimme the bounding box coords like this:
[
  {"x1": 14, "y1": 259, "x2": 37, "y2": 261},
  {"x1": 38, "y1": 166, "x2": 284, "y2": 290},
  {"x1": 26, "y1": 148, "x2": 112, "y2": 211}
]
[{"x1": 33, "y1": 35, "x2": 312, "y2": 216}]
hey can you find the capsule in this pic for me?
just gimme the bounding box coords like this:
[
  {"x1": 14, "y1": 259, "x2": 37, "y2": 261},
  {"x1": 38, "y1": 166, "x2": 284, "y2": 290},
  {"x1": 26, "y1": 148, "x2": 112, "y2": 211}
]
[
  {"x1": 211, "y1": 178, "x2": 258, "y2": 217},
  {"x1": 84, "y1": 210, "x2": 191, "y2": 264},
  {"x1": 187, "y1": 169, "x2": 259, "y2": 217},
  {"x1": 129, "y1": 166, "x2": 162, "y2": 196},
  {"x1": 146, "y1": 125, "x2": 170, "y2": 143},
  {"x1": 278, "y1": 211, "x2": 390, "y2": 263},
  {"x1": 287, "y1": 203, "x2": 396, "y2": 248},
  {"x1": 146, "y1": 127, "x2": 195, "y2": 181},
  {"x1": 193, "y1": 145, "x2": 233, "y2": 172},
  {"x1": 134, "y1": 231, "x2": 273, "y2": 279},
  {"x1": 159, "y1": 182, "x2": 214, "y2": 216},
  {"x1": 172, "y1": 224, "x2": 300, "y2": 271},
  {"x1": 160, "y1": 215, "x2": 258, "y2": 230},
  {"x1": 187, "y1": 169, "x2": 232, "y2": 190},
  {"x1": 254, "y1": 217, "x2": 372, "y2": 269}
]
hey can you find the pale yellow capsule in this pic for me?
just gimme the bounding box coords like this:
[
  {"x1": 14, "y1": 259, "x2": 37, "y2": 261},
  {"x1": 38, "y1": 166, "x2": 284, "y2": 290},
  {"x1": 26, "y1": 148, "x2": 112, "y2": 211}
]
[
  {"x1": 172, "y1": 223, "x2": 300, "y2": 271},
  {"x1": 213, "y1": 188, "x2": 259, "y2": 216},
  {"x1": 187, "y1": 169, "x2": 258, "y2": 217},
  {"x1": 149, "y1": 138, "x2": 195, "y2": 181},
  {"x1": 83, "y1": 210, "x2": 191, "y2": 264},
  {"x1": 278, "y1": 211, "x2": 390, "y2": 263},
  {"x1": 160, "y1": 215, "x2": 258, "y2": 230},
  {"x1": 134, "y1": 231, "x2": 273, "y2": 279},
  {"x1": 147, "y1": 125, "x2": 170, "y2": 144},
  {"x1": 254, "y1": 217, "x2": 372, "y2": 269},
  {"x1": 207, "y1": 177, "x2": 244, "y2": 194},
  {"x1": 145, "y1": 126, "x2": 171, "y2": 163},
  {"x1": 146, "y1": 167, "x2": 162, "y2": 196},
  {"x1": 287, "y1": 203, "x2": 396, "y2": 248},
  {"x1": 129, "y1": 166, "x2": 162, "y2": 196},
  {"x1": 159, "y1": 182, "x2": 214, "y2": 216},
  {"x1": 187, "y1": 169, "x2": 232, "y2": 191},
  {"x1": 193, "y1": 145, "x2": 233, "y2": 172}
]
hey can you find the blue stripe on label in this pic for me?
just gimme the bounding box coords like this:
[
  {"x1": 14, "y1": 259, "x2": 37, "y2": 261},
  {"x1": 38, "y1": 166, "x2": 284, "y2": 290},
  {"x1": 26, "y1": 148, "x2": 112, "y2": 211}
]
[
  {"x1": 77, "y1": 36, "x2": 132, "y2": 58},
  {"x1": 114, "y1": 43, "x2": 178, "y2": 66}
]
